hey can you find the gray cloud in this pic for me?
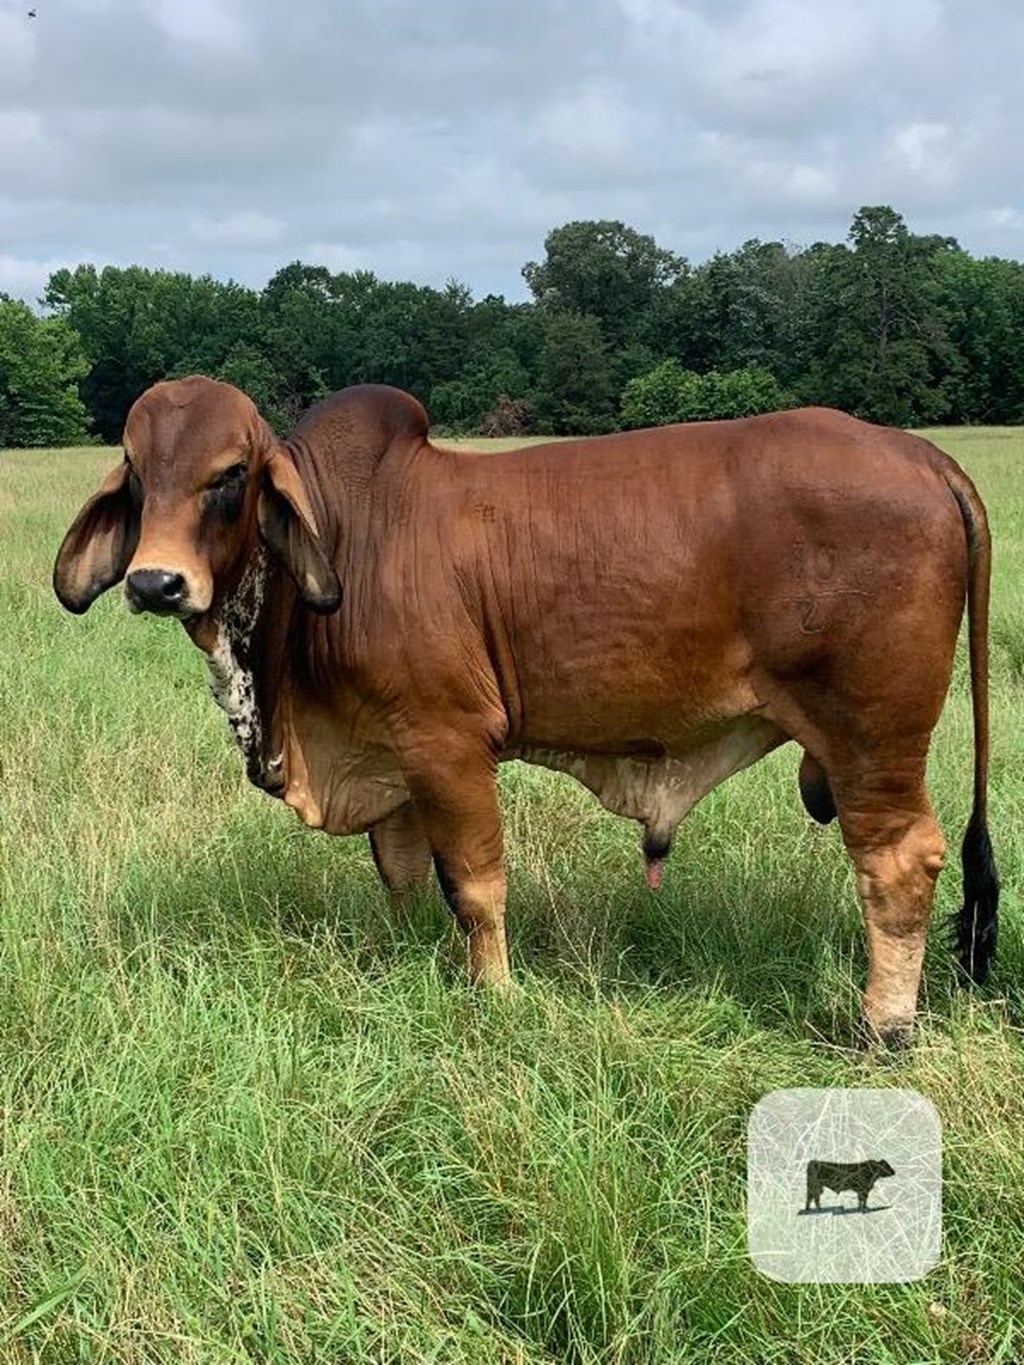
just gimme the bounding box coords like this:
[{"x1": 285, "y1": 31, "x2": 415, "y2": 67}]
[{"x1": 2, "y1": 0, "x2": 1023, "y2": 304}]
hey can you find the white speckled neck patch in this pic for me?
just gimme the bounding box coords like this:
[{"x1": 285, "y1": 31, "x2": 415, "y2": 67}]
[{"x1": 204, "y1": 546, "x2": 267, "y2": 765}]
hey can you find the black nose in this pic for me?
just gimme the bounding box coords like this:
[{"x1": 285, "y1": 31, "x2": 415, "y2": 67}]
[
  {"x1": 126, "y1": 569, "x2": 187, "y2": 614},
  {"x1": 248, "y1": 760, "x2": 285, "y2": 796}
]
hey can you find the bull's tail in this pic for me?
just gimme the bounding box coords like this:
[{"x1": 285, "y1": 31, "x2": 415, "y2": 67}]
[{"x1": 943, "y1": 466, "x2": 999, "y2": 983}]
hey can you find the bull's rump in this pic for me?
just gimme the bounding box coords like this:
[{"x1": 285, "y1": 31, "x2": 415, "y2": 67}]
[{"x1": 461, "y1": 407, "x2": 968, "y2": 751}]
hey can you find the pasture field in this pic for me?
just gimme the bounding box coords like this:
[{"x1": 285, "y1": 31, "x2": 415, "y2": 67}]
[{"x1": 0, "y1": 429, "x2": 1022, "y2": 1364}]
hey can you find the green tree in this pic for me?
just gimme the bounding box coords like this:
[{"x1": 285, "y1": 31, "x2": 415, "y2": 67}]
[
  {"x1": 33, "y1": 202, "x2": 1024, "y2": 444},
  {"x1": 44, "y1": 265, "x2": 261, "y2": 440},
  {"x1": 534, "y1": 312, "x2": 617, "y2": 434},
  {"x1": 0, "y1": 296, "x2": 89, "y2": 447},
  {"x1": 429, "y1": 295, "x2": 546, "y2": 431},
  {"x1": 524, "y1": 220, "x2": 686, "y2": 346},
  {"x1": 430, "y1": 352, "x2": 531, "y2": 432},
  {"x1": 932, "y1": 251, "x2": 1024, "y2": 422},
  {"x1": 259, "y1": 262, "x2": 353, "y2": 407},
  {"x1": 621, "y1": 359, "x2": 792, "y2": 428},
  {"x1": 682, "y1": 239, "x2": 819, "y2": 383},
  {"x1": 349, "y1": 278, "x2": 474, "y2": 397},
  {"x1": 802, "y1": 206, "x2": 957, "y2": 424},
  {"x1": 210, "y1": 341, "x2": 293, "y2": 433}
]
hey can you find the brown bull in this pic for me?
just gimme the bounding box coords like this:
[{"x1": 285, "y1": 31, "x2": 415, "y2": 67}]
[{"x1": 53, "y1": 377, "x2": 999, "y2": 1042}]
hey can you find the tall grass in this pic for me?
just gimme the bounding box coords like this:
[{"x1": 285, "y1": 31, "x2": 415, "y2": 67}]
[{"x1": 0, "y1": 429, "x2": 1020, "y2": 1362}]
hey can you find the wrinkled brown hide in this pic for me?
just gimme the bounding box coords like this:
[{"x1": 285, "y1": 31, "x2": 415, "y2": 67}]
[{"x1": 54, "y1": 379, "x2": 997, "y2": 1041}]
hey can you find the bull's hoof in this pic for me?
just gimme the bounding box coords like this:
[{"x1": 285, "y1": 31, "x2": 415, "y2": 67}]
[
  {"x1": 858, "y1": 1016, "x2": 914, "y2": 1052},
  {"x1": 469, "y1": 956, "x2": 516, "y2": 993}
]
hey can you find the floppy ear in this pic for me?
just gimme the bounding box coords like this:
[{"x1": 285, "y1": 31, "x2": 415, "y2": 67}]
[
  {"x1": 53, "y1": 461, "x2": 141, "y2": 613},
  {"x1": 258, "y1": 451, "x2": 341, "y2": 613}
]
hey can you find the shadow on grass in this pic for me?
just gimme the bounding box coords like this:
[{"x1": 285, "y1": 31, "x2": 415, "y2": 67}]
[
  {"x1": 106, "y1": 792, "x2": 1010, "y2": 1044},
  {"x1": 797, "y1": 1205, "x2": 892, "y2": 1216}
]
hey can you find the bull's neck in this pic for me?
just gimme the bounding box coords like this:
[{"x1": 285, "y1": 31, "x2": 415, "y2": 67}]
[{"x1": 199, "y1": 427, "x2": 433, "y2": 779}]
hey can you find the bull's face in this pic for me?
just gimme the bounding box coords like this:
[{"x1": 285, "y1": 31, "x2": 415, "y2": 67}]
[
  {"x1": 873, "y1": 1160, "x2": 895, "y2": 1178},
  {"x1": 53, "y1": 376, "x2": 340, "y2": 626}
]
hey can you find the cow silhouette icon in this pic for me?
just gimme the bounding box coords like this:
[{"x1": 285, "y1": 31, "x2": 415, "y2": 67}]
[{"x1": 804, "y1": 1159, "x2": 895, "y2": 1213}]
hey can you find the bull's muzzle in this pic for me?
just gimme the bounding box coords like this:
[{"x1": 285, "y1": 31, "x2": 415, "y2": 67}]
[
  {"x1": 248, "y1": 752, "x2": 285, "y2": 796},
  {"x1": 125, "y1": 568, "x2": 189, "y2": 616}
]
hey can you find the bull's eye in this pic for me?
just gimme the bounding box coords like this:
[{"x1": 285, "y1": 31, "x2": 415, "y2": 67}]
[
  {"x1": 204, "y1": 461, "x2": 248, "y2": 526},
  {"x1": 123, "y1": 455, "x2": 143, "y2": 507},
  {"x1": 209, "y1": 462, "x2": 247, "y2": 491}
]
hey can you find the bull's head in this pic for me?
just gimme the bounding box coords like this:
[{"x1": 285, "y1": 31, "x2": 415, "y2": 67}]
[{"x1": 53, "y1": 376, "x2": 340, "y2": 625}]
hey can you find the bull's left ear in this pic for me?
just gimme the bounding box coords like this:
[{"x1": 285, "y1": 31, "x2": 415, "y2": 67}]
[{"x1": 258, "y1": 451, "x2": 341, "y2": 613}]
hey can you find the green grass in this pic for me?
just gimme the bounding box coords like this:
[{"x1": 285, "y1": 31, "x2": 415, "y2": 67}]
[{"x1": 0, "y1": 429, "x2": 1022, "y2": 1363}]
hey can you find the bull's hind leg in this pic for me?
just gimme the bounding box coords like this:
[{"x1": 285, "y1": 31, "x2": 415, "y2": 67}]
[{"x1": 832, "y1": 763, "x2": 946, "y2": 1045}]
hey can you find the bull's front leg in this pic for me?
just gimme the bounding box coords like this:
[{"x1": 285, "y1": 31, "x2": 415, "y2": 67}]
[
  {"x1": 368, "y1": 802, "x2": 433, "y2": 908},
  {"x1": 400, "y1": 735, "x2": 510, "y2": 989}
]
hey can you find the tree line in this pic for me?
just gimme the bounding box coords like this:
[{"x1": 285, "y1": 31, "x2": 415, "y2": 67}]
[{"x1": 4, "y1": 204, "x2": 1024, "y2": 448}]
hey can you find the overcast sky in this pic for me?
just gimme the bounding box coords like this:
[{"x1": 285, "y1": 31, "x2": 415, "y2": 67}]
[{"x1": 2, "y1": 0, "x2": 1021, "y2": 305}]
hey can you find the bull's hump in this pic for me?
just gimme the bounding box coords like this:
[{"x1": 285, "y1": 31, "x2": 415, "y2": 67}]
[{"x1": 294, "y1": 385, "x2": 429, "y2": 446}]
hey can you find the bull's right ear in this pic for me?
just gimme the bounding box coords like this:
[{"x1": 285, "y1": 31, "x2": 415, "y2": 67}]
[{"x1": 53, "y1": 460, "x2": 141, "y2": 613}]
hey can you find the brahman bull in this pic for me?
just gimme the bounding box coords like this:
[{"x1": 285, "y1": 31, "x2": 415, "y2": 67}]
[{"x1": 53, "y1": 377, "x2": 999, "y2": 1043}]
